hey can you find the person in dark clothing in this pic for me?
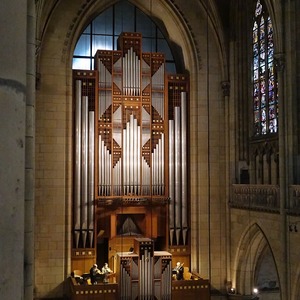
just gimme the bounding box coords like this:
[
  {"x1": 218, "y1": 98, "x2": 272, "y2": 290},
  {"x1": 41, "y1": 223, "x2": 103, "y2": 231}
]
[
  {"x1": 70, "y1": 271, "x2": 84, "y2": 285},
  {"x1": 89, "y1": 264, "x2": 101, "y2": 284}
]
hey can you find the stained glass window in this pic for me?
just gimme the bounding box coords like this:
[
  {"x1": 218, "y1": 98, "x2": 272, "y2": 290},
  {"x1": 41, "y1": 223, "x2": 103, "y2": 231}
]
[
  {"x1": 72, "y1": 2, "x2": 176, "y2": 73},
  {"x1": 252, "y1": 0, "x2": 278, "y2": 136}
]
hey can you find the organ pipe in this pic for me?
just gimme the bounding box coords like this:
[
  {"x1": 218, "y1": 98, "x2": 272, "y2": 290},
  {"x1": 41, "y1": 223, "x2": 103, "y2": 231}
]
[
  {"x1": 151, "y1": 134, "x2": 165, "y2": 195},
  {"x1": 174, "y1": 107, "x2": 181, "y2": 245},
  {"x1": 181, "y1": 92, "x2": 188, "y2": 245},
  {"x1": 98, "y1": 137, "x2": 102, "y2": 195},
  {"x1": 151, "y1": 151, "x2": 155, "y2": 195},
  {"x1": 123, "y1": 47, "x2": 141, "y2": 96},
  {"x1": 161, "y1": 134, "x2": 165, "y2": 194},
  {"x1": 81, "y1": 95, "x2": 88, "y2": 248},
  {"x1": 74, "y1": 80, "x2": 82, "y2": 248},
  {"x1": 88, "y1": 111, "x2": 94, "y2": 247},
  {"x1": 123, "y1": 128, "x2": 127, "y2": 194},
  {"x1": 130, "y1": 114, "x2": 134, "y2": 192},
  {"x1": 137, "y1": 126, "x2": 141, "y2": 195},
  {"x1": 168, "y1": 121, "x2": 175, "y2": 245},
  {"x1": 126, "y1": 124, "x2": 130, "y2": 191}
]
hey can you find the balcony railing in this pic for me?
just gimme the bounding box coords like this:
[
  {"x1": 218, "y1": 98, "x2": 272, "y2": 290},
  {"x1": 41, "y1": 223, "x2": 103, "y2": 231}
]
[
  {"x1": 230, "y1": 185, "x2": 300, "y2": 215},
  {"x1": 230, "y1": 184, "x2": 280, "y2": 213}
]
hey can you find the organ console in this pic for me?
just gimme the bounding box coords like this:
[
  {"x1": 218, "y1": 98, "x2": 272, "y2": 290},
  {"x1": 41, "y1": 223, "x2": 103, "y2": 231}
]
[{"x1": 68, "y1": 238, "x2": 210, "y2": 300}]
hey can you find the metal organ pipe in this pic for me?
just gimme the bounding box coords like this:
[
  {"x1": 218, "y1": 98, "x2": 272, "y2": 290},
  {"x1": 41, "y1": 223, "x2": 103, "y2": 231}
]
[
  {"x1": 127, "y1": 48, "x2": 130, "y2": 95},
  {"x1": 151, "y1": 150, "x2": 155, "y2": 195},
  {"x1": 123, "y1": 128, "x2": 127, "y2": 194},
  {"x1": 160, "y1": 134, "x2": 165, "y2": 194},
  {"x1": 132, "y1": 48, "x2": 135, "y2": 95},
  {"x1": 133, "y1": 117, "x2": 138, "y2": 194},
  {"x1": 88, "y1": 111, "x2": 94, "y2": 248},
  {"x1": 98, "y1": 136, "x2": 112, "y2": 196},
  {"x1": 181, "y1": 92, "x2": 188, "y2": 245},
  {"x1": 157, "y1": 136, "x2": 161, "y2": 195},
  {"x1": 139, "y1": 256, "x2": 142, "y2": 297},
  {"x1": 103, "y1": 142, "x2": 106, "y2": 195},
  {"x1": 121, "y1": 114, "x2": 143, "y2": 195},
  {"x1": 126, "y1": 121, "x2": 130, "y2": 192},
  {"x1": 98, "y1": 136, "x2": 102, "y2": 196},
  {"x1": 157, "y1": 138, "x2": 160, "y2": 194},
  {"x1": 74, "y1": 80, "x2": 82, "y2": 248},
  {"x1": 123, "y1": 47, "x2": 140, "y2": 96},
  {"x1": 142, "y1": 158, "x2": 150, "y2": 195},
  {"x1": 151, "y1": 138, "x2": 165, "y2": 195},
  {"x1": 168, "y1": 121, "x2": 175, "y2": 245},
  {"x1": 123, "y1": 52, "x2": 127, "y2": 95},
  {"x1": 113, "y1": 159, "x2": 121, "y2": 196},
  {"x1": 139, "y1": 250, "x2": 153, "y2": 299},
  {"x1": 81, "y1": 95, "x2": 88, "y2": 248},
  {"x1": 125, "y1": 52, "x2": 127, "y2": 95},
  {"x1": 130, "y1": 114, "x2": 134, "y2": 193},
  {"x1": 137, "y1": 126, "x2": 141, "y2": 195},
  {"x1": 174, "y1": 107, "x2": 181, "y2": 245},
  {"x1": 128, "y1": 48, "x2": 132, "y2": 95},
  {"x1": 137, "y1": 53, "x2": 140, "y2": 95},
  {"x1": 161, "y1": 261, "x2": 171, "y2": 299}
]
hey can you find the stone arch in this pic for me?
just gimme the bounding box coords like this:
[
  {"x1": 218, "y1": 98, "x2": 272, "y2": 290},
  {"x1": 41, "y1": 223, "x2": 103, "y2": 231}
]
[
  {"x1": 35, "y1": 1, "x2": 228, "y2": 296},
  {"x1": 291, "y1": 265, "x2": 300, "y2": 300},
  {"x1": 233, "y1": 223, "x2": 280, "y2": 297}
]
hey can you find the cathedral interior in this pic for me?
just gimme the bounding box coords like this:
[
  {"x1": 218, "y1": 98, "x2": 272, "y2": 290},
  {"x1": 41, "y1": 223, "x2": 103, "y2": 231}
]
[{"x1": 1, "y1": 0, "x2": 300, "y2": 300}]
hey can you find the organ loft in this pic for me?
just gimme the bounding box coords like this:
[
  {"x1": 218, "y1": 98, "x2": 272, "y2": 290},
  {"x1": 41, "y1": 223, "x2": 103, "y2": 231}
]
[{"x1": 69, "y1": 32, "x2": 209, "y2": 299}]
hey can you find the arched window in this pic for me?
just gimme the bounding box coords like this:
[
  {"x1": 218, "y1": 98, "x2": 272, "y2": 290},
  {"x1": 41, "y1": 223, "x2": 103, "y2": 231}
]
[
  {"x1": 72, "y1": 1, "x2": 176, "y2": 73},
  {"x1": 252, "y1": 0, "x2": 278, "y2": 136}
]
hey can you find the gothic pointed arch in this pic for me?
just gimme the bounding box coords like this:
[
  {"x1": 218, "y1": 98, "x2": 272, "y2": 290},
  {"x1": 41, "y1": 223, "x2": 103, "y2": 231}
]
[{"x1": 233, "y1": 223, "x2": 280, "y2": 297}]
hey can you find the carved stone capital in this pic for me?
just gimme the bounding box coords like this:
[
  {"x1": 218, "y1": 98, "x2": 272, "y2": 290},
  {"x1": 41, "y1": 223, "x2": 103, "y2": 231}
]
[{"x1": 221, "y1": 81, "x2": 230, "y2": 97}]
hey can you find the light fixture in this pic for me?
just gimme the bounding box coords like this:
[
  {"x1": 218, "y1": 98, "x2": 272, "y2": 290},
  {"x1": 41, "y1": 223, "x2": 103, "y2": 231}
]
[
  {"x1": 226, "y1": 281, "x2": 236, "y2": 294},
  {"x1": 253, "y1": 287, "x2": 259, "y2": 294}
]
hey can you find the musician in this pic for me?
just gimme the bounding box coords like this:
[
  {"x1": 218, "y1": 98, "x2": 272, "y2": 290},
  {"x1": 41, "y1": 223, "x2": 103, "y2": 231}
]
[
  {"x1": 70, "y1": 271, "x2": 84, "y2": 285},
  {"x1": 173, "y1": 262, "x2": 184, "y2": 280},
  {"x1": 90, "y1": 263, "x2": 101, "y2": 284},
  {"x1": 101, "y1": 263, "x2": 112, "y2": 283}
]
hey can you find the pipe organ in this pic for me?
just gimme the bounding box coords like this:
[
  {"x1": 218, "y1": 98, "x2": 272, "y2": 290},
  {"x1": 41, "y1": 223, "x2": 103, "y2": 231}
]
[{"x1": 72, "y1": 32, "x2": 189, "y2": 273}]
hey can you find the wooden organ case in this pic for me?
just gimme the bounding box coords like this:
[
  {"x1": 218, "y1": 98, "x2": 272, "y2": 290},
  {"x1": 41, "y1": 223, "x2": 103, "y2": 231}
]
[{"x1": 71, "y1": 33, "x2": 208, "y2": 299}]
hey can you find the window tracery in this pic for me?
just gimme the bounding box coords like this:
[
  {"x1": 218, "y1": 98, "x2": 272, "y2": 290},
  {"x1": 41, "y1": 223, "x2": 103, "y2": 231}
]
[{"x1": 252, "y1": 0, "x2": 278, "y2": 136}]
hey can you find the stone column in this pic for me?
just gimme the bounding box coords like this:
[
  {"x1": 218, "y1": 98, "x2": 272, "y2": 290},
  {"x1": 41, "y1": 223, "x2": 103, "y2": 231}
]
[
  {"x1": 221, "y1": 80, "x2": 232, "y2": 285},
  {"x1": 25, "y1": 0, "x2": 36, "y2": 299},
  {"x1": 274, "y1": 52, "x2": 288, "y2": 300},
  {"x1": 0, "y1": 1, "x2": 28, "y2": 300}
]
